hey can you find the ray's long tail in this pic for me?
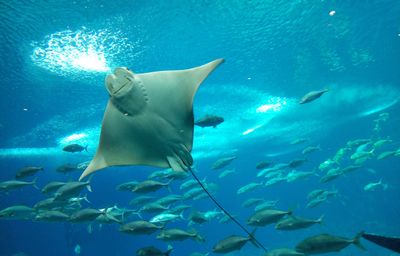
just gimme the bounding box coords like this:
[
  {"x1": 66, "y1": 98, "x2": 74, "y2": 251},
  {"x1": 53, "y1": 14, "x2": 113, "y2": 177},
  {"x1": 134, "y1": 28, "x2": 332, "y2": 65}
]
[{"x1": 188, "y1": 167, "x2": 268, "y2": 253}]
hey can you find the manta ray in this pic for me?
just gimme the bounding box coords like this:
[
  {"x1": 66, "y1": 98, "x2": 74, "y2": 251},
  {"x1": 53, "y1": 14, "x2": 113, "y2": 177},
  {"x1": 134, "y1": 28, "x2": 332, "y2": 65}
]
[
  {"x1": 79, "y1": 59, "x2": 224, "y2": 180},
  {"x1": 79, "y1": 58, "x2": 267, "y2": 252}
]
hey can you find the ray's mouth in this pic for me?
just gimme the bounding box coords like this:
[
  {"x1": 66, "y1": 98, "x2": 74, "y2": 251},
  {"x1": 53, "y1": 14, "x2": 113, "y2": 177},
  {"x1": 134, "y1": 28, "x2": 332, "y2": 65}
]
[{"x1": 113, "y1": 76, "x2": 133, "y2": 94}]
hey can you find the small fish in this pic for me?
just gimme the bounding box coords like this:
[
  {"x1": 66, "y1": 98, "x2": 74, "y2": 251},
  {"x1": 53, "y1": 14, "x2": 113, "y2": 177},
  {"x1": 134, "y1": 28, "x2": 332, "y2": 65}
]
[
  {"x1": 320, "y1": 168, "x2": 342, "y2": 183},
  {"x1": 180, "y1": 178, "x2": 204, "y2": 190},
  {"x1": 254, "y1": 200, "x2": 279, "y2": 212},
  {"x1": 56, "y1": 163, "x2": 78, "y2": 174},
  {"x1": 347, "y1": 139, "x2": 371, "y2": 148},
  {"x1": 275, "y1": 215, "x2": 323, "y2": 230},
  {"x1": 116, "y1": 181, "x2": 139, "y2": 191},
  {"x1": 350, "y1": 149, "x2": 375, "y2": 160},
  {"x1": 35, "y1": 210, "x2": 70, "y2": 222},
  {"x1": 136, "y1": 245, "x2": 173, "y2": 256},
  {"x1": 265, "y1": 176, "x2": 286, "y2": 187},
  {"x1": 212, "y1": 230, "x2": 258, "y2": 253},
  {"x1": 132, "y1": 180, "x2": 171, "y2": 193},
  {"x1": 255, "y1": 160, "x2": 272, "y2": 169},
  {"x1": 340, "y1": 165, "x2": 362, "y2": 174},
  {"x1": 54, "y1": 180, "x2": 91, "y2": 200},
  {"x1": 211, "y1": 156, "x2": 237, "y2": 170},
  {"x1": 242, "y1": 198, "x2": 265, "y2": 208},
  {"x1": 333, "y1": 147, "x2": 350, "y2": 164},
  {"x1": 373, "y1": 139, "x2": 392, "y2": 148},
  {"x1": 157, "y1": 228, "x2": 205, "y2": 242},
  {"x1": 307, "y1": 189, "x2": 326, "y2": 200},
  {"x1": 188, "y1": 211, "x2": 209, "y2": 225},
  {"x1": 149, "y1": 212, "x2": 184, "y2": 224},
  {"x1": 302, "y1": 145, "x2": 321, "y2": 155},
  {"x1": 318, "y1": 158, "x2": 336, "y2": 171},
  {"x1": 364, "y1": 179, "x2": 388, "y2": 191},
  {"x1": 237, "y1": 182, "x2": 263, "y2": 195},
  {"x1": 377, "y1": 150, "x2": 397, "y2": 160},
  {"x1": 288, "y1": 158, "x2": 307, "y2": 168},
  {"x1": 16, "y1": 166, "x2": 44, "y2": 179},
  {"x1": 119, "y1": 220, "x2": 163, "y2": 235},
  {"x1": 0, "y1": 178, "x2": 38, "y2": 192},
  {"x1": 247, "y1": 209, "x2": 292, "y2": 226},
  {"x1": 218, "y1": 169, "x2": 235, "y2": 178},
  {"x1": 195, "y1": 115, "x2": 224, "y2": 128},
  {"x1": 0, "y1": 205, "x2": 35, "y2": 219},
  {"x1": 299, "y1": 89, "x2": 329, "y2": 104},
  {"x1": 155, "y1": 194, "x2": 184, "y2": 206},
  {"x1": 265, "y1": 248, "x2": 306, "y2": 256},
  {"x1": 286, "y1": 170, "x2": 316, "y2": 182},
  {"x1": 140, "y1": 202, "x2": 170, "y2": 213},
  {"x1": 129, "y1": 196, "x2": 155, "y2": 206},
  {"x1": 190, "y1": 252, "x2": 210, "y2": 256},
  {"x1": 290, "y1": 138, "x2": 309, "y2": 145},
  {"x1": 296, "y1": 232, "x2": 365, "y2": 254},
  {"x1": 63, "y1": 144, "x2": 88, "y2": 153},
  {"x1": 41, "y1": 181, "x2": 67, "y2": 194},
  {"x1": 69, "y1": 208, "x2": 105, "y2": 222},
  {"x1": 74, "y1": 244, "x2": 81, "y2": 255}
]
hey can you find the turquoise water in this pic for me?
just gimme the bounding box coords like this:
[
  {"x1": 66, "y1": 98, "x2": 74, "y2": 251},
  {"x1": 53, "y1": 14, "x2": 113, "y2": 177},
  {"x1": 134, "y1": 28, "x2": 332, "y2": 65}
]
[{"x1": 0, "y1": 1, "x2": 399, "y2": 255}]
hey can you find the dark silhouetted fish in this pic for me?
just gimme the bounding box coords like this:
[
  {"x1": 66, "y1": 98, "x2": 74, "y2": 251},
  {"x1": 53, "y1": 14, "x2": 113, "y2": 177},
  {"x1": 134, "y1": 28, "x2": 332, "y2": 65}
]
[
  {"x1": 63, "y1": 144, "x2": 88, "y2": 153},
  {"x1": 362, "y1": 232, "x2": 400, "y2": 253},
  {"x1": 195, "y1": 115, "x2": 224, "y2": 128},
  {"x1": 299, "y1": 89, "x2": 329, "y2": 104}
]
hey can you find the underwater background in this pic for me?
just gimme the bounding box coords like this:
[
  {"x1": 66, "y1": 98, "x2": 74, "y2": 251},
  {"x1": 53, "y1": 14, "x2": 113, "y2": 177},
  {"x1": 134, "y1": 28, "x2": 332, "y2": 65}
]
[{"x1": 0, "y1": 0, "x2": 399, "y2": 255}]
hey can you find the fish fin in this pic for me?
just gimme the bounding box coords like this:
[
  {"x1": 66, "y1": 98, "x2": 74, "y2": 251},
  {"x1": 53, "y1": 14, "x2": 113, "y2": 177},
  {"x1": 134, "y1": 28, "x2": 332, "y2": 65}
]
[
  {"x1": 165, "y1": 245, "x2": 173, "y2": 256},
  {"x1": 248, "y1": 228, "x2": 260, "y2": 248},
  {"x1": 353, "y1": 232, "x2": 367, "y2": 251}
]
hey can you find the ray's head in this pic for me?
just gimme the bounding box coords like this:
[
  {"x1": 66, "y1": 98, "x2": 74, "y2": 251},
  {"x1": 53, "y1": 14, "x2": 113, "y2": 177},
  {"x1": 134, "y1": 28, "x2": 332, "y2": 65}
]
[
  {"x1": 106, "y1": 67, "x2": 136, "y2": 96},
  {"x1": 105, "y1": 67, "x2": 148, "y2": 116}
]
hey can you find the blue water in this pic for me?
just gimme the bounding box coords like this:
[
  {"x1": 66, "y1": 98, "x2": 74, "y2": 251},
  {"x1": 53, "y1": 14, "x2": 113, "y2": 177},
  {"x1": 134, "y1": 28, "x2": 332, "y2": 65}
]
[{"x1": 1, "y1": 1, "x2": 400, "y2": 255}]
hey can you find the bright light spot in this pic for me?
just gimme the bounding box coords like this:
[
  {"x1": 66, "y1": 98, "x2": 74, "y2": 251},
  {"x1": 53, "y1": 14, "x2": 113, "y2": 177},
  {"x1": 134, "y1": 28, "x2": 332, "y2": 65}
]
[
  {"x1": 256, "y1": 97, "x2": 287, "y2": 113},
  {"x1": 71, "y1": 47, "x2": 109, "y2": 71},
  {"x1": 242, "y1": 124, "x2": 263, "y2": 135},
  {"x1": 31, "y1": 27, "x2": 131, "y2": 76},
  {"x1": 256, "y1": 103, "x2": 282, "y2": 113},
  {"x1": 23, "y1": 108, "x2": 28, "y2": 111},
  {"x1": 329, "y1": 10, "x2": 336, "y2": 16},
  {"x1": 247, "y1": 77, "x2": 252, "y2": 80},
  {"x1": 60, "y1": 133, "x2": 87, "y2": 144}
]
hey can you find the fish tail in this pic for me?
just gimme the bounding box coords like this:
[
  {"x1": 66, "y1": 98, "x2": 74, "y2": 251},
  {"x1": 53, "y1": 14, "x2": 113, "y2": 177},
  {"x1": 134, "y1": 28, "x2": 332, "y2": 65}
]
[
  {"x1": 353, "y1": 232, "x2": 367, "y2": 251},
  {"x1": 179, "y1": 211, "x2": 186, "y2": 221},
  {"x1": 86, "y1": 175, "x2": 93, "y2": 192},
  {"x1": 317, "y1": 214, "x2": 324, "y2": 224},
  {"x1": 84, "y1": 145, "x2": 88, "y2": 152},
  {"x1": 83, "y1": 194, "x2": 91, "y2": 204},
  {"x1": 195, "y1": 234, "x2": 206, "y2": 243},
  {"x1": 190, "y1": 229, "x2": 205, "y2": 243},
  {"x1": 32, "y1": 177, "x2": 39, "y2": 190}
]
